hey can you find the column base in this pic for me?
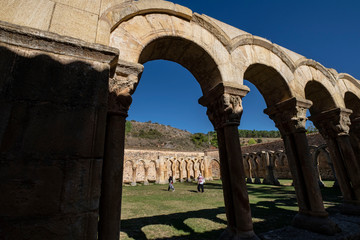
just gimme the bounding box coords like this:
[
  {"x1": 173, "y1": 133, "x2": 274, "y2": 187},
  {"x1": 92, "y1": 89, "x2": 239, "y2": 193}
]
[
  {"x1": 131, "y1": 182, "x2": 137, "y2": 186},
  {"x1": 246, "y1": 178, "x2": 253, "y2": 184},
  {"x1": 219, "y1": 228, "x2": 260, "y2": 240},
  {"x1": 263, "y1": 178, "x2": 280, "y2": 186},
  {"x1": 341, "y1": 201, "x2": 360, "y2": 215},
  {"x1": 292, "y1": 213, "x2": 341, "y2": 235}
]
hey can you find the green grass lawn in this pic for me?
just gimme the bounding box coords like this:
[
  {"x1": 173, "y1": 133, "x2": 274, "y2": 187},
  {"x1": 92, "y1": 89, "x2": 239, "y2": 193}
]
[{"x1": 120, "y1": 180, "x2": 342, "y2": 240}]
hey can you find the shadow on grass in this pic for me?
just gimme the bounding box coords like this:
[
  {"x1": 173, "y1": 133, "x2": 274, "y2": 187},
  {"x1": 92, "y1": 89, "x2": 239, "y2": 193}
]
[
  {"x1": 120, "y1": 182, "x2": 342, "y2": 239},
  {"x1": 121, "y1": 207, "x2": 227, "y2": 240}
]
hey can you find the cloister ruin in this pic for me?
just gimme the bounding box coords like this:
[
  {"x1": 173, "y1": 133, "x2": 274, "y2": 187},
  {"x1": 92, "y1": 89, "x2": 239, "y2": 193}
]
[
  {"x1": 122, "y1": 142, "x2": 337, "y2": 188},
  {"x1": 1, "y1": 0, "x2": 360, "y2": 239}
]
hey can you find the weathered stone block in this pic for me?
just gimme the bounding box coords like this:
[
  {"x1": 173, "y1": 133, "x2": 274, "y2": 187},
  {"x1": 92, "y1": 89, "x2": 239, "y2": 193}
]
[
  {"x1": 8, "y1": 53, "x2": 109, "y2": 106},
  {"x1": 0, "y1": 0, "x2": 54, "y2": 31},
  {"x1": 50, "y1": 3, "x2": 98, "y2": 43},
  {"x1": 52, "y1": 0, "x2": 102, "y2": 15},
  {"x1": 0, "y1": 211, "x2": 99, "y2": 240},
  {"x1": 0, "y1": 157, "x2": 64, "y2": 217}
]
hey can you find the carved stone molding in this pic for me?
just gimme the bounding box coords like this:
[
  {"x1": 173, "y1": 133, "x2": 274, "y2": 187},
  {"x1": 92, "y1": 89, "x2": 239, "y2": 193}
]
[
  {"x1": 264, "y1": 97, "x2": 312, "y2": 136},
  {"x1": 199, "y1": 82, "x2": 249, "y2": 129},
  {"x1": 309, "y1": 108, "x2": 353, "y2": 139},
  {"x1": 108, "y1": 60, "x2": 144, "y2": 115}
]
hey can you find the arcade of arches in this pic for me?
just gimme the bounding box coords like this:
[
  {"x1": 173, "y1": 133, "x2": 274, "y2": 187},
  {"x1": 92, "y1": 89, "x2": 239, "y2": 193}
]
[{"x1": 0, "y1": 0, "x2": 360, "y2": 239}]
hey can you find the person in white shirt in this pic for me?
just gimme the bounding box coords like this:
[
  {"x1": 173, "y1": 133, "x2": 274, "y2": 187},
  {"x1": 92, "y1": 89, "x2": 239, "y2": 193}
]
[{"x1": 197, "y1": 173, "x2": 205, "y2": 193}]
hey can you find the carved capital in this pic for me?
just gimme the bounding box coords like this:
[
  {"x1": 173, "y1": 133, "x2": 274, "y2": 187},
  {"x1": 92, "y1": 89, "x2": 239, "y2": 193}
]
[
  {"x1": 108, "y1": 60, "x2": 144, "y2": 116},
  {"x1": 199, "y1": 83, "x2": 249, "y2": 129},
  {"x1": 264, "y1": 97, "x2": 312, "y2": 136},
  {"x1": 309, "y1": 108, "x2": 352, "y2": 139}
]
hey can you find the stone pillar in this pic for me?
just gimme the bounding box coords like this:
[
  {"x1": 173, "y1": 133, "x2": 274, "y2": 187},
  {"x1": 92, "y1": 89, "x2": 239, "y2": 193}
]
[
  {"x1": 310, "y1": 108, "x2": 360, "y2": 215},
  {"x1": 131, "y1": 166, "x2": 137, "y2": 186},
  {"x1": 199, "y1": 83, "x2": 259, "y2": 240},
  {"x1": 243, "y1": 154, "x2": 253, "y2": 183},
  {"x1": 264, "y1": 97, "x2": 339, "y2": 235},
  {"x1": 204, "y1": 156, "x2": 213, "y2": 180},
  {"x1": 0, "y1": 22, "x2": 118, "y2": 240},
  {"x1": 263, "y1": 151, "x2": 280, "y2": 186},
  {"x1": 144, "y1": 165, "x2": 149, "y2": 185},
  {"x1": 98, "y1": 60, "x2": 143, "y2": 240},
  {"x1": 200, "y1": 160, "x2": 205, "y2": 177},
  {"x1": 157, "y1": 157, "x2": 167, "y2": 184},
  {"x1": 179, "y1": 160, "x2": 184, "y2": 182},
  {"x1": 349, "y1": 117, "x2": 360, "y2": 160},
  {"x1": 171, "y1": 159, "x2": 176, "y2": 183},
  {"x1": 250, "y1": 153, "x2": 261, "y2": 184},
  {"x1": 186, "y1": 160, "x2": 192, "y2": 182},
  {"x1": 312, "y1": 146, "x2": 325, "y2": 188}
]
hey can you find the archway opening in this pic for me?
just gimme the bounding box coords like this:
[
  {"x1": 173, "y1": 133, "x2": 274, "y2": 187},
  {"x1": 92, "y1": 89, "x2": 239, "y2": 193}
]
[
  {"x1": 138, "y1": 36, "x2": 222, "y2": 94},
  {"x1": 304, "y1": 81, "x2": 336, "y2": 116},
  {"x1": 344, "y1": 92, "x2": 360, "y2": 120},
  {"x1": 243, "y1": 63, "x2": 292, "y2": 107}
]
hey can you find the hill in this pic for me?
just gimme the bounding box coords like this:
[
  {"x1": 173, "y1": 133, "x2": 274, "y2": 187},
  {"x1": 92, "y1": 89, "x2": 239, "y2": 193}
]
[{"x1": 124, "y1": 120, "x2": 282, "y2": 151}]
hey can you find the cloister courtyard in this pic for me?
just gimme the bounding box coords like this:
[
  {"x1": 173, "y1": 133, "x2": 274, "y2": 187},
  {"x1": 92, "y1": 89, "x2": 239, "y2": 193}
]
[{"x1": 119, "y1": 180, "x2": 342, "y2": 240}]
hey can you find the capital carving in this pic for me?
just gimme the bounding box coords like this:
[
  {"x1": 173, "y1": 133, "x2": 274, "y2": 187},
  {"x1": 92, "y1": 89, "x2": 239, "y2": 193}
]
[
  {"x1": 199, "y1": 83, "x2": 249, "y2": 129},
  {"x1": 264, "y1": 98, "x2": 312, "y2": 136},
  {"x1": 309, "y1": 108, "x2": 352, "y2": 139},
  {"x1": 108, "y1": 60, "x2": 144, "y2": 116}
]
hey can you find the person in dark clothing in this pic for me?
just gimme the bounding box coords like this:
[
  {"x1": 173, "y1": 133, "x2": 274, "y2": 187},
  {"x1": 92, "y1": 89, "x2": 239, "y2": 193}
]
[{"x1": 168, "y1": 176, "x2": 175, "y2": 191}]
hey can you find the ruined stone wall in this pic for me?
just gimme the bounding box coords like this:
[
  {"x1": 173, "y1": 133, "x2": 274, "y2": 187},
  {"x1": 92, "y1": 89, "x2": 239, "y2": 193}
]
[
  {"x1": 123, "y1": 149, "x2": 219, "y2": 185},
  {"x1": 124, "y1": 133, "x2": 335, "y2": 184}
]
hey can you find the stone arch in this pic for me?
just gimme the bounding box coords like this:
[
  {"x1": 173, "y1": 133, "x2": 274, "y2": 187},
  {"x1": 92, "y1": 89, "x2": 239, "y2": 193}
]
[
  {"x1": 123, "y1": 160, "x2": 134, "y2": 183},
  {"x1": 344, "y1": 92, "x2": 360, "y2": 119},
  {"x1": 174, "y1": 160, "x2": 181, "y2": 180},
  {"x1": 109, "y1": 9, "x2": 236, "y2": 94},
  {"x1": 305, "y1": 81, "x2": 337, "y2": 116},
  {"x1": 244, "y1": 64, "x2": 293, "y2": 106},
  {"x1": 147, "y1": 160, "x2": 157, "y2": 183},
  {"x1": 136, "y1": 159, "x2": 146, "y2": 183},
  {"x1": 211, "y1": 159, "x2": 221, "y2": 179}
]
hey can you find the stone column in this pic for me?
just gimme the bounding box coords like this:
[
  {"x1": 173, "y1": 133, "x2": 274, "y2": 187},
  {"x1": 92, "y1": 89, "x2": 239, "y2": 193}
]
[
  {"x1": 179, "y1": 160, "x2": 184, "y2": 182},
  {"x1": 312, "y1": 146, "x2": 325, "y2": 188},
  {"x1": 144, "y1": 165, "x2": 149, "y2": 185},
  {"x1": 204, "y1": 156, "x2": 213, "y2": 180},
  {"x1": 199, "y1": 83, "x2": 259, "y2": 240},
  {"x1": 186, "y1": 160, "x2": 192, "y2": 182},
  {"x1": 249, "y1": 153, "x2": 261, "y2": 184},
  {"x1": 131, "y1": 166, "x2": 137, "y2": 186},
  {"x1": 263, "y1": 151, "x2": 280, "y2": 186},
  {"x1": 264, "y1": 97, "x2": 339, "y2": 235},
  {"x1": 98, "y1": 60, "x2": 143, "y2": 240},
  {"x1": 243, "y1": 154, "x2": 253, "y2": 183},
  {"x1": 157, "y1": 157, "x2": 167, "y2": 184},
  {"x1": 310, "y1": 108, "x2": 360, "y2": 215},
  {"x1": 349, "y1": 117, "x2": 360, "y2": 160}
]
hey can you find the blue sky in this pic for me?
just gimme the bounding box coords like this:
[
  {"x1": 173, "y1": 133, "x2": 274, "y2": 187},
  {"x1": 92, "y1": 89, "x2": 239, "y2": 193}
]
[{"x1": 128, "y1": 0, "x2": 360, "y2": 133}]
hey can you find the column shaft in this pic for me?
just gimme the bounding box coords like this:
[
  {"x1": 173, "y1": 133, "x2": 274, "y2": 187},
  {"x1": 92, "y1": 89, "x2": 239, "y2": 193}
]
[
  {"x1": 223, "y1": 125, "x2": 253, "y2": 232},
  {"x1": 98, "y1": 114, "x2": 126, "y2": 240}
]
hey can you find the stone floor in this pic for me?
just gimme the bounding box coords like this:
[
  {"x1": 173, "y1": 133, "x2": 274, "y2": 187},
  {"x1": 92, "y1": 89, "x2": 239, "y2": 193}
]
[{"x1": 260, "y1": 214, "x2": 360, "y2": 240}]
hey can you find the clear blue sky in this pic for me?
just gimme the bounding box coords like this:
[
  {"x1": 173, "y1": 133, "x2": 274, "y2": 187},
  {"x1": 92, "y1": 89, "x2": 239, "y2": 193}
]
[{"x1": 128, "y1": 0, "x2": 360, "y2": 133}]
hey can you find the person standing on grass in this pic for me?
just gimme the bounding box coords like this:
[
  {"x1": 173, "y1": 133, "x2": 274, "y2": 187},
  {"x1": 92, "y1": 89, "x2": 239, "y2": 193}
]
[
  {"x1": 197, "y1": 173, "x2": 205, "y2": 193},
  {"x1": 168, "y1": 175, "x2": 175, "y2": 192}
]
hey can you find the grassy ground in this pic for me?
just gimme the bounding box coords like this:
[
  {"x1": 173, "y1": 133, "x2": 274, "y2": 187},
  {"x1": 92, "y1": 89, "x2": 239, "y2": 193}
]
[{"x1": 120, "y1": 180, "x2": 342, "y2": 240}]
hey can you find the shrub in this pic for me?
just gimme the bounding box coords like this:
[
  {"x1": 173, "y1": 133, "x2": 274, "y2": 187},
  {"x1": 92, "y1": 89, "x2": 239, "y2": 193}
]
[{"x1": 248, "y1": 138, "x2": 257, "y2": 145}]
